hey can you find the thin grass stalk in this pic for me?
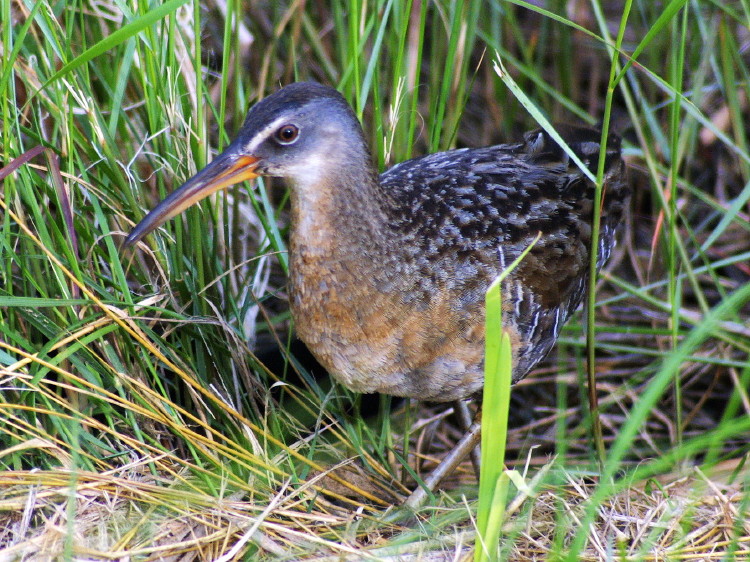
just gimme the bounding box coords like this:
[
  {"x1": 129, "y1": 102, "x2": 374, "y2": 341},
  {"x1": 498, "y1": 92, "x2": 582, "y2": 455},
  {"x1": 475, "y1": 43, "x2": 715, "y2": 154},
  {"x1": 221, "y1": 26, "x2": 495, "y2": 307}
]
[
  {"x1": 668, "y1": 4, "x2": 690, "y2": 452},
  {"x1": 586, "y1": 0, "x2": 633, "y2": 466},
  {"x1": 403, "y1": 0, "x2": 427, "y2": 161}
]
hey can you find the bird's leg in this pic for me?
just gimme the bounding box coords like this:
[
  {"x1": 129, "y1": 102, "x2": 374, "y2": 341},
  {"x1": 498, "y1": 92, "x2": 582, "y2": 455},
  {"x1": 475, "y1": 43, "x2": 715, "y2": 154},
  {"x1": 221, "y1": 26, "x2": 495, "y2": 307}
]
[
  {"x1": 452, "y1": 400, "x2": 482, "y2": 478},
  {"x1": 403, "y1": 416, "x2": 482, "y2": 509},
  {"x1": 407, "y1": 402, "x2": 440, "y2": 485}
]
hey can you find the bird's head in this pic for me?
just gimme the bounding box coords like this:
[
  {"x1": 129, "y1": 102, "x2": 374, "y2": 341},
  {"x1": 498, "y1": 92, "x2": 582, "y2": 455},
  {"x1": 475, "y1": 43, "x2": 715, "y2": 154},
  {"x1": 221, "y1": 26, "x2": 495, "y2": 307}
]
[{"x1": 124, "y1": 82, "x2": 367, "y2": 247}]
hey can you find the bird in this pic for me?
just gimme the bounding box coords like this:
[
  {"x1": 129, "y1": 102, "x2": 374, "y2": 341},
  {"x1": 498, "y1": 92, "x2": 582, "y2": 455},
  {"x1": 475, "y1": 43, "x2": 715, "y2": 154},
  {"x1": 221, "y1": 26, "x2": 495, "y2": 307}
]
[{"x1": 125, "y1": 81, "x2": 629, "y2": 504}]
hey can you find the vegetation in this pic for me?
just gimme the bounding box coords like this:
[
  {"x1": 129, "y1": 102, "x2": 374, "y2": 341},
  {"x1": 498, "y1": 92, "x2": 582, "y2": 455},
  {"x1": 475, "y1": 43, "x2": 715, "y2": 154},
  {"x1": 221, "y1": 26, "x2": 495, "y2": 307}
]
[{"x1": 2, "y1": 0, "x2": 749, "y2": 559}]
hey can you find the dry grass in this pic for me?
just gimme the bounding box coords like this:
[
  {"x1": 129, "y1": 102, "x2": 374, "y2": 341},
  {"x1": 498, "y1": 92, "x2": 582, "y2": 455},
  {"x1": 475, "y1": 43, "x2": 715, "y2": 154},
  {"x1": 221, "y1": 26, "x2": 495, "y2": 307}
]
[{"x1": 2, "y1": 458, "x2": 749, "y2": 560}]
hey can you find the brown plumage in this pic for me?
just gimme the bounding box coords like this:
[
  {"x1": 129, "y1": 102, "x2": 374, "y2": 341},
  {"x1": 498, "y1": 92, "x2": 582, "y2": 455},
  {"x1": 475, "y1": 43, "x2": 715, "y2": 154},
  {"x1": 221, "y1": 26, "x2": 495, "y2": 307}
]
[{"x1": 126, "y1": 82, "x2": 629, "y2": 402}]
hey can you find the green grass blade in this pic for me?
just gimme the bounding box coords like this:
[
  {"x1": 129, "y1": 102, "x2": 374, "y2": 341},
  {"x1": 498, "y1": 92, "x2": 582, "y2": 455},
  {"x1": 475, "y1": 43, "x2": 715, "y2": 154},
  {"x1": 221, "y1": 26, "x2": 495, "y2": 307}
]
[{"x1": 476, "y1": 233, "x2": 540, "y2": 561}]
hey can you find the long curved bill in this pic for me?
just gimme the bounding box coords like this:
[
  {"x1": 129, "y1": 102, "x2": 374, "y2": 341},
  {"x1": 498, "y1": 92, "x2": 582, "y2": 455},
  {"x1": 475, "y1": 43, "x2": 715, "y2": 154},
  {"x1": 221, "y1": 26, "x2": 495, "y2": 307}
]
[{"x1": 124, "y1": 152, "x2": 260, "y2": 247}]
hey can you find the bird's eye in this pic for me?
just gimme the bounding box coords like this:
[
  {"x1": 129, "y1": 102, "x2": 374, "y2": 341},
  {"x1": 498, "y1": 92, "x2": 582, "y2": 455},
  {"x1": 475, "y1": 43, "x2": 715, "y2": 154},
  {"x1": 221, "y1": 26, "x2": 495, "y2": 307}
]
[{"x1": 275, "y1": 124, "x2": 299, "y2": 144}]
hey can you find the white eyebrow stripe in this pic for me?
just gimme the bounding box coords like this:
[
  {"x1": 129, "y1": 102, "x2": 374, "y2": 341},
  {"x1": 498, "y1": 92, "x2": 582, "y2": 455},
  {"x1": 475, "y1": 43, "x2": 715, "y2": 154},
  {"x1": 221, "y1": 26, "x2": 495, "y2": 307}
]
[{"x1": 243, "y1": 116, "x2": 296, "y2": 153}]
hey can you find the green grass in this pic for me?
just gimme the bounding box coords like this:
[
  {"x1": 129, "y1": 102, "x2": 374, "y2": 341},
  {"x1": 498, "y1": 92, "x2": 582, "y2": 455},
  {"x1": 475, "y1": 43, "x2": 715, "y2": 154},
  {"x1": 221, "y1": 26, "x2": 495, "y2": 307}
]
[
  {"x1": 476, "y1": 233, "x2": 539, "y2": 562},
  {"x1": 3, "y1": 0, "x2": 750, "y2": 559}
]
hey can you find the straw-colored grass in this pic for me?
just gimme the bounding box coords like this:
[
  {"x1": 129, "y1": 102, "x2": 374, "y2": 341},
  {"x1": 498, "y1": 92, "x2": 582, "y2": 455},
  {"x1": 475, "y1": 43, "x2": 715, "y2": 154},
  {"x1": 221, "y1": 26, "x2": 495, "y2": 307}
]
[{"x1": 2, "y1": 459, "x2": 749, "y2": 560}]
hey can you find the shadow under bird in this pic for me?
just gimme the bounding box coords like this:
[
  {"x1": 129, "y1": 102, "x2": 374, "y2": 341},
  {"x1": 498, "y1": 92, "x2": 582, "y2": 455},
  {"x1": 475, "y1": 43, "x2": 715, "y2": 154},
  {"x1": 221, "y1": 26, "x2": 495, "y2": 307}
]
[{"x1": 125, "y1": 82, "x2": 629, "y2": 505}]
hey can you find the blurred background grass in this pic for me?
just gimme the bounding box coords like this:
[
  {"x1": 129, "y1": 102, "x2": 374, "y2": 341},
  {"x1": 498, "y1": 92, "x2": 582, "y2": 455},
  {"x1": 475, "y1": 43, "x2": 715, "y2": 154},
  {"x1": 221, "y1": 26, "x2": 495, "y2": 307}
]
[{"x1": 2, "y1": 0, "x2": 750, "y2": 559}]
